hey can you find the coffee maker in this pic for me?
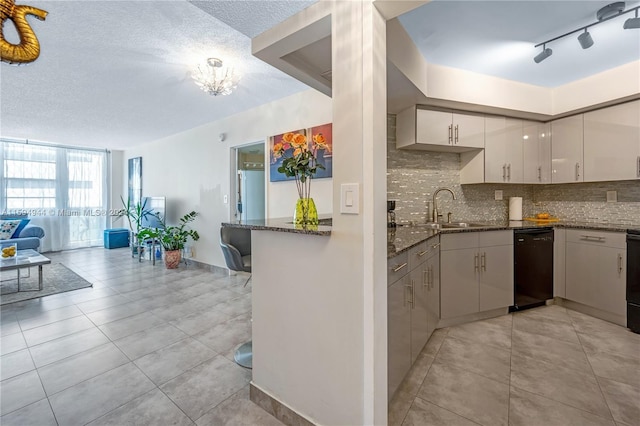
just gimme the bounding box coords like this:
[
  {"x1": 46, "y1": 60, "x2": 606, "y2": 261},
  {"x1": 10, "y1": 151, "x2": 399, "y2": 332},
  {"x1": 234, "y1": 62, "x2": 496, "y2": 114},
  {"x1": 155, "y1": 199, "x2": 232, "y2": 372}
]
[{"x1": 387, "y1": 200, "x2": 397, "y2": 228}]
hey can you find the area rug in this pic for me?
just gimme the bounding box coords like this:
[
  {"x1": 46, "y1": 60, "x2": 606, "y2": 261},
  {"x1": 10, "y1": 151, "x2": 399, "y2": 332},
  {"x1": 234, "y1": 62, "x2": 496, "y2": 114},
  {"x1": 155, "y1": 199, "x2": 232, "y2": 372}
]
[{"x1": 0, "y1": 263, "x2": 93, "y2": 305}]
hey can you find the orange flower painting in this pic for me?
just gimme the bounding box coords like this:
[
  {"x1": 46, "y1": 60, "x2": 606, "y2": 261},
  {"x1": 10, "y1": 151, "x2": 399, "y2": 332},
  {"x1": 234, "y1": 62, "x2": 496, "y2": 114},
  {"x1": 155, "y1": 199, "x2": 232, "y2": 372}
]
[
  {"x1": 269, "y1": 129, "x2": 307, "y2": 182},
  {"x1": 310, "y1": 123, "x2": 332, "y2": 179}
]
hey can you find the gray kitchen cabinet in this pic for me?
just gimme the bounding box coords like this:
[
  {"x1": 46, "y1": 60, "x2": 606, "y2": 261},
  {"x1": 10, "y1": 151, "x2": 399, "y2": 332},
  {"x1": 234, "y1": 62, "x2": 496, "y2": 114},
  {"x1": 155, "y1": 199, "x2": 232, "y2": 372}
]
[
  {"x1": 523, "y1": 121, "x2": 552, "y2": 184},
  {"x1": 396, "y1": 106, "x2": 484, "y2": 152},
  {"x1": 551, "y1": 115, "x2": 584, "y2": 183},
  {"x1": 565, "y1": 230, "x2": 626, "y2": 320},
  {"x1": 388, "y1": 238, "x2": 440, "y2": 400},
  {"x1": 484, "y1": 117, "x2": 524, "y2": 183},
  {"x1": 553, "y1": 228, "x2": 566, "y2": 298},
  {"x1": 583, "y1": 100, "x2": 640, "y2": 182},
  {"x1": 441, "y1": 231, "x2": 513, "y2": 319},
  {"x1": 387, "y1": 274, "x2": 411, "y2": 400}
]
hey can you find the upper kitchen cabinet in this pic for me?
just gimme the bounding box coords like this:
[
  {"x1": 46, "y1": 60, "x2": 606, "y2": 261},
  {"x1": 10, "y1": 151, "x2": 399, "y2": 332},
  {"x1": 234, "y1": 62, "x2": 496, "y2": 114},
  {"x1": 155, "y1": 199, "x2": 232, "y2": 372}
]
[
  {"x1": 484, "y1": 117, "x2": 524, "y2": 183},
  {"x1": 523, "y1": 121, "x2": 551, "y2": 184},
  {"x1": 551, "y1": 115, "x2": 584, "y2": 183},
  {"x1": 583, "y1": 100, "x2": 640, "y2": 182},
  {"x1": 396, "y1": 106, "x2": 484, "y2": 152}
]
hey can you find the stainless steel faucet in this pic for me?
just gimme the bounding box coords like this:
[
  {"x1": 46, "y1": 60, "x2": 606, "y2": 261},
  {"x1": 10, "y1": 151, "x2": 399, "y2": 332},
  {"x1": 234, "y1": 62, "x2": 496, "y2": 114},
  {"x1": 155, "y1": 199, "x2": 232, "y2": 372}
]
[{"x1": 432, "y1": 187, "x2": 456, "y2": 222}]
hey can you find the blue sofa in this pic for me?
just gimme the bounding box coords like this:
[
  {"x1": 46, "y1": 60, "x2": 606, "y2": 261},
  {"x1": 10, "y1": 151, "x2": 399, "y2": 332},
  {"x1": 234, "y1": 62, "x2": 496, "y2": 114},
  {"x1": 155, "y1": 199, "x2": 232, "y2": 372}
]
[{"x1": 0, "y1": 215, "x2": 46, "y2": 251}]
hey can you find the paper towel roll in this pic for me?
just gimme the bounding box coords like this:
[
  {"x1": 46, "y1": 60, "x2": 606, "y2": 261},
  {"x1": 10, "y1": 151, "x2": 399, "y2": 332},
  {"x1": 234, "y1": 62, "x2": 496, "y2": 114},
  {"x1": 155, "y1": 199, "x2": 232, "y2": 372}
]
[{"x1": 509, "y1": 197, "x2": 523, "y2": 221}]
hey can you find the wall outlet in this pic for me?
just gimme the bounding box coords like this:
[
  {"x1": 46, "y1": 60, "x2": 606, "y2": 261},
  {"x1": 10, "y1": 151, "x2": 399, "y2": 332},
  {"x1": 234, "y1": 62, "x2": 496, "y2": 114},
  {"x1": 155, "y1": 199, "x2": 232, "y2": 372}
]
[
  {"x1": 606, "y1": 191, "x2": 617, "y2": 203},
  {"x1": 223, "y1": 195, "x2": 228, "y2": 204},
  {"x1": 495, "y1": 190, "x2": 503, "y2": 201}
]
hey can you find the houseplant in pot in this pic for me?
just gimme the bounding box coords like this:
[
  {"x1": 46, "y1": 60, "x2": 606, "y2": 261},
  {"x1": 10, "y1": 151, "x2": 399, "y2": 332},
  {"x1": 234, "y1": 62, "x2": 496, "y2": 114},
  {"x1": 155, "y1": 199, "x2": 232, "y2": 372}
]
[
  {"x1": 140, "y1": 211, "x2": 199, "y2": 269},
  {"x1": 116, "y1": 196, "x2": 153, "y2": 255}
]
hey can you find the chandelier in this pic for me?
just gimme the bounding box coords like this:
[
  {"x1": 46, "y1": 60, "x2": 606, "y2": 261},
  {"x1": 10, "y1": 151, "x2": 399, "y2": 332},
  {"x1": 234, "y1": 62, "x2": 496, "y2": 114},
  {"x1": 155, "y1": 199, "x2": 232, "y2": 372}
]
[{"x1": 191, "y1": 58, "x2": 240, "y2": 96}]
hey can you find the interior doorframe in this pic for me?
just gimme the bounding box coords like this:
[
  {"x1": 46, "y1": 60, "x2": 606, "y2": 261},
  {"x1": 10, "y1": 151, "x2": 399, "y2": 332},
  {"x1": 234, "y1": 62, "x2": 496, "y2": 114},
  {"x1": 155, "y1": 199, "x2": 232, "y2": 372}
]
[{"x1": 229, "y1": 140, "x2": 268, "y2": 222}]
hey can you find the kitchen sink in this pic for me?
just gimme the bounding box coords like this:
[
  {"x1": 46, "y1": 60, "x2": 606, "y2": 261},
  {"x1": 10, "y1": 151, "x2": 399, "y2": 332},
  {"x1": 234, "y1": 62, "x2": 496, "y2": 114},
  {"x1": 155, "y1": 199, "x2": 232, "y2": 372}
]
[
  {"x1": 398, "y1": 222, "x2": 442, "y2": 229},
  {"x1": 441, "y1": 222, "x2": 489, "y2": 228}
]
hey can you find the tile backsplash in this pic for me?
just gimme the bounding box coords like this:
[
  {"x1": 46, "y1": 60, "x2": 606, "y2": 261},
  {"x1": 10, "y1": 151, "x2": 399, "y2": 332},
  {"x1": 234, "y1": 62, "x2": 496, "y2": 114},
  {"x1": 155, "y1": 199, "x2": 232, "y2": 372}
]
[{"x1": 387, "y1": 114, "x2": 640, "y2": 225}]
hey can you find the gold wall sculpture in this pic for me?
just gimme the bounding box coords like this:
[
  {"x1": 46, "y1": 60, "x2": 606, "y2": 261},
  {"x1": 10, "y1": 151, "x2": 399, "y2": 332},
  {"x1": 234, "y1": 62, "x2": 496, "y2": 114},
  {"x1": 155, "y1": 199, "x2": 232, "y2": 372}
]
[{"x1": 0, "y1": 0, "x2": 47, "y2": 65}]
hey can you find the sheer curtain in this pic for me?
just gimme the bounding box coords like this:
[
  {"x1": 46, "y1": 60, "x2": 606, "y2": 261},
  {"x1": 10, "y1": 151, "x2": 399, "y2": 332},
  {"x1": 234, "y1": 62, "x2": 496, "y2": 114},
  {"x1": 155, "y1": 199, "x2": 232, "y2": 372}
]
[{"x1": 0, "y1": 140, "x2": 109, "y2": 251}]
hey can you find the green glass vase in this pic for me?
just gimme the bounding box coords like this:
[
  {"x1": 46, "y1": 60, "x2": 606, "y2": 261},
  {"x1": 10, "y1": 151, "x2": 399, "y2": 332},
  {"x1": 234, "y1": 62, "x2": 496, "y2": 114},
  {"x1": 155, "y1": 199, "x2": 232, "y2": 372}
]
[{"x1": 293, "y1": 198, "x2": 319, "y2": 226}]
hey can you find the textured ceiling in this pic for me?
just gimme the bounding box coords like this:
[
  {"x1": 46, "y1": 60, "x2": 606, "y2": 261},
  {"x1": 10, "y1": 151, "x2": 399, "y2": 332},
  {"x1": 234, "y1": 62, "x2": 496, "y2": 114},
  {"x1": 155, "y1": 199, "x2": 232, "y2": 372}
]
[
  {"x1": 399, "y1": 0, "x2": 640, "y2": 87},
  {"x1": 0, "y1": 0, "x2": 314, "y2": 150}
]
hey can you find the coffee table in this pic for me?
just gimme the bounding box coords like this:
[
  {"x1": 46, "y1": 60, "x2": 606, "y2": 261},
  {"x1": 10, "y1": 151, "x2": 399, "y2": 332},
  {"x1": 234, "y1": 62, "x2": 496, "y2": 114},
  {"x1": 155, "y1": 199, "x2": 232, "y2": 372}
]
[{"x1": 0, "y1": 249, "x2": 51, "y2": 292}]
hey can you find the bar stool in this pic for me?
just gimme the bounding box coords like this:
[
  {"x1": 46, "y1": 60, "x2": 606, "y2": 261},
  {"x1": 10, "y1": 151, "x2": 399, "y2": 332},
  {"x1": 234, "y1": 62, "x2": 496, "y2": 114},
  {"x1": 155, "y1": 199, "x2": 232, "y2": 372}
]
[{"x1": 220, "y1": 226, "x2": 252, "y2": 369}]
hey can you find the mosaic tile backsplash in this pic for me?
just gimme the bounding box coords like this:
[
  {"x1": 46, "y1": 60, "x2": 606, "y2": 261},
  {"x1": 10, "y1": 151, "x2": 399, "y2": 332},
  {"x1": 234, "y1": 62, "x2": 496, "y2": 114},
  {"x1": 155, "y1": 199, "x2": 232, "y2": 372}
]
[{"x1": 387, "y1": 115, "x2": 640, "y2": 225}]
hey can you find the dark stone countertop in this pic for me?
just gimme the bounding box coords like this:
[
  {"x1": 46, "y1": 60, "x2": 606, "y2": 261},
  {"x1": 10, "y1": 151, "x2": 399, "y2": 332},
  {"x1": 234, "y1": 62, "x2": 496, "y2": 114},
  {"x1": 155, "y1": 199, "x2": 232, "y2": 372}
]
[
  {"x1": 222, "y1": 217, "x2": 331, "y2": 236},
  {"x1": 388, "y1": 219, "x2": 640, "y2": 258}
]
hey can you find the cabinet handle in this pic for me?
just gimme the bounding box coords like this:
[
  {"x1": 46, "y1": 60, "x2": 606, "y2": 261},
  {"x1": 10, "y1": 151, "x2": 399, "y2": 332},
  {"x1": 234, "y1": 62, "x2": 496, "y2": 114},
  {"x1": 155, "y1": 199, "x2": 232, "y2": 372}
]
[
  {"x1": 423, "y1": 269, "x2": 429, "y2": 290},
  {"x1": 575, "y1": 163, "x2": 580, "y2": 181},
  {"x1": 417, "y1": 250, "x2": 428, "y2": 257},
  {"x1": 393, "y1": 262, "x2": 408, "y2": 272},
  {"x1": 404, "y1": 284, "x2": 411, "y2": 307},
  {"x1": 618, "y1": 254, "x2": 623, "y2": 275},
  {"x1": 448, "y1": 125, "x2": 453, "y2": 144},
  {"x1": 538, "y1": 166, "x2": 542, "y2": 182},
  {"x1": 431, "y1": 243, "x2": 440, "y2": 249},
  {"x1": 502, "y1": 164, "x2": 507, "y2": 181},
  {"x1": 637, "y1": 156, "x2": 640, "y2": 178},
  {"x1": 474, "y1": 253, "x2": 479, "y2": 272},
  {"x1": 430, "y1": 266, "x2": 435, "y2": 289},
  {"x1": 455, "y1": 125, "x2": 459, "y2": 144},
  {"x1": 580, "y1": 235, "x2": 605, "y2": 242},
  {"x1": 507, "y1": 164, "x2": 511, "y2": 181},
  {"x1": 481, "y1": 252, "x2": 486, "y2": 271}
]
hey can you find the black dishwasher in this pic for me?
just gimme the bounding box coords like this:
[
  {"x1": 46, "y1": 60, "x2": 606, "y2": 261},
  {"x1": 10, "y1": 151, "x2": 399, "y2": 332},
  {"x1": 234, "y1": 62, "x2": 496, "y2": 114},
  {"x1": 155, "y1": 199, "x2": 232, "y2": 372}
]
[
  {"x1": 627, "y1": 229, "x2": 640, "y2": 333},
  {"x1": 511, "y1": 228, "x2": 554, "y2": 312}
]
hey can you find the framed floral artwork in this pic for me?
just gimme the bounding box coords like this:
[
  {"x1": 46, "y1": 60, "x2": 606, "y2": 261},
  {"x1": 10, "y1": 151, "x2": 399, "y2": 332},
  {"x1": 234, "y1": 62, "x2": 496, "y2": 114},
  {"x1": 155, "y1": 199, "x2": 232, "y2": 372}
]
[
  {"x1": 269, "y1": 129, "x2": 307, "y2": 182},
  {"x1": 310, "y1": 123, "x2": 332, "y2": 179},
  {"x1": 269, "y1": 124, "x2": 333, "y2": 182}
]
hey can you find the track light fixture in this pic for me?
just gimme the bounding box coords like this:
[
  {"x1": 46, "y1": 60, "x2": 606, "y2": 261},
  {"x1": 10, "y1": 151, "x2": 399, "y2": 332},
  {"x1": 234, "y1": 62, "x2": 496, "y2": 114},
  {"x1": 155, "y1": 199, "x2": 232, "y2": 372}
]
[
  {"x1": 578, "y1": 29, "x2": 594, "y2": 49},
  {"x1": 534, "y1": 45, "x2": 553, "y2": 63},
  {"x1": 624, "y1": 9, "x2": 640, "y2": 28},
  {"x1": 534, "y1": 2, "x2": 640, "y2": 63}
]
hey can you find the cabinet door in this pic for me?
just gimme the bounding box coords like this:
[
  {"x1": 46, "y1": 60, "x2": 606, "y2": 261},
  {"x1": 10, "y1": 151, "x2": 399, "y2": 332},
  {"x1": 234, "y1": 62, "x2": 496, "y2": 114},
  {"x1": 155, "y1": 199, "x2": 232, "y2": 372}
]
[
  {"x1": 552, "y1": 115, "x2": 584, "y2": 183},
  {"x1": 388, "y1": 275, "x2": 411, "y2": 400},
  {"x1": 441, "y1": 247, "x2": 479, "y2": 319},
  {"x1": 416, "y1": 109, "x2": 452, "y2": 147},
  {"x1": 566, "y1": 241, "x2": 598, "y2": 308},
  {"x1": 595, "y1": 246, "x2": 627, "y2": 316},
  {"x1": 484, "y1": 116, "x2": 508, "y2": 182},
  {"x1": 505, "y1": 118, "x2": 524, "y2": 183},
  {"x1": 584, "y1": 100, "x2": 640, "y2": 182},
  {"x1": 453, "y1": 113, "x2": 485, "y2": 149},
  {"x1": 410, "y1": 266, "x2": 429, "y2": 363},
  {"x1": 426, "y1": 251, "x2": 440, "y2": 338},
  {"x1": 523, "y1": 121, "x2": 551, "y2": 183},
  {"x1": 479, "y1": 244, "x2": 514, "y2": 311}
]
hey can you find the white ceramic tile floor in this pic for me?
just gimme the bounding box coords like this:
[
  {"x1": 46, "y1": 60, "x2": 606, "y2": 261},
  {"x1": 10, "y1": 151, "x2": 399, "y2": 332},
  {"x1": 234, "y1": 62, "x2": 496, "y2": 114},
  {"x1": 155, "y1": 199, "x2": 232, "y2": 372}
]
[
  {"x1": 0, "y1": 247, "x2": 281, "y2": 426},
  {"x1": 390, "y1": 304, "x2": 640, "y2": 426}
]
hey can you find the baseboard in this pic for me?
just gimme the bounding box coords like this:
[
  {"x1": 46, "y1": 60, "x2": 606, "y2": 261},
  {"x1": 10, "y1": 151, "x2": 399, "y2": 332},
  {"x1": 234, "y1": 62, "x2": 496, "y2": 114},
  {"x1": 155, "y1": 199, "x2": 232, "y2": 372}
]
[
  {"x1": 436, "y1": 307, "x2": 509, "y2": 329},
  {"x1": 556, "y1": 298, "x2": 626, "y2": 327},
  {"x1": 250, "y1": 383, "x2": 316, "y2": 426},
  {"x1": 186, "y1": 259, "x2": 229, "y2": 276}
]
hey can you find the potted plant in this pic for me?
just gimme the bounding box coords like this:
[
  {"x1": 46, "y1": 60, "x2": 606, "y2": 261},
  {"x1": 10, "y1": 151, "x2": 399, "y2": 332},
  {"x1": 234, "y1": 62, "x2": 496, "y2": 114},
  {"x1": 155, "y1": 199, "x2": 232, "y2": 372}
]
[
  {"x1": 116, "y1": 196, "x2": 154, "y2": 254},
  {"x1": 140, "y1": 211, "x2": 199, "y2": 269}
]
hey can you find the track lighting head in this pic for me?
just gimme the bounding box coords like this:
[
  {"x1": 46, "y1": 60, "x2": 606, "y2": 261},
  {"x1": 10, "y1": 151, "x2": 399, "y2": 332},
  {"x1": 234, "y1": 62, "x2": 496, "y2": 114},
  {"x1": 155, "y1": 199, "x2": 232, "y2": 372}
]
[
  {"x1": 533, "y1": 46, "x2": 553, "y2": 63},
  {"x1": 624, "y1": 10, "x2": 640, "y2": 28},
  {"x1": 578, "y1": 30, "x2": 594, "y2": 49}
]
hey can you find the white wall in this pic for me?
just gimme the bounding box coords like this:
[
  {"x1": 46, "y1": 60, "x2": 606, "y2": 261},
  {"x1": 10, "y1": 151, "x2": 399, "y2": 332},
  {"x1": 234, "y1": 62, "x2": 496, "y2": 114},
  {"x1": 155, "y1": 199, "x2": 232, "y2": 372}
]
[
  {"x1": 122, "y1": 89, "x2": 332, "y2": 268},
  {"x1": 251, "y1": 1, "x2": 388, "y2": 424},
  {"x1": 109, "y1": 150, "x2": 124, "y2": 228}
]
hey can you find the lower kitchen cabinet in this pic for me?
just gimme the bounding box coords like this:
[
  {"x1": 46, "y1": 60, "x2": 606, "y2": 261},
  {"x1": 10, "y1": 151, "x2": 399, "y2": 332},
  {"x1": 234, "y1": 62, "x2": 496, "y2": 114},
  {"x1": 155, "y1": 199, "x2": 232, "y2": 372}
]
[
  {"x1": 388, "y1": 238, "x2": 440, "y2": 400},
  {"x1": 388, "y1": 274, "x2": 411, "y2": 400},
  {"x1": 565, "y1": 230, "x2": 626, "y2": 319},
  {"x1": 440, "y1": 231, "x2": 513, "y2": 319}
]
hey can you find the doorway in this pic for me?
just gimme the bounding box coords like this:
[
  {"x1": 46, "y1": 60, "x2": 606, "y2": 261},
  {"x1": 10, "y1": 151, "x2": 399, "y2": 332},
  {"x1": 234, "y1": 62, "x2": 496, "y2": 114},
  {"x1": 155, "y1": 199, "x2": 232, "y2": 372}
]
[{"x1": 231, "y1": 143, "x2": 266, "y2": 222}]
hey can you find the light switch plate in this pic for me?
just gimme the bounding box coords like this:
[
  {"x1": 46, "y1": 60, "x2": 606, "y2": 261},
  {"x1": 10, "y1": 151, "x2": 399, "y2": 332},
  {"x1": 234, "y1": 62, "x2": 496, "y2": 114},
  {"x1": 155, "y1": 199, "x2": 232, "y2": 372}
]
[
  {"x1": 606, "y1": 190, "x2": 617, "y2": 203},
  {"x1": 495, "y1": 190, "x2": 503, "y2": 201},
  {"x1": 340, "y1": 183, "x2": 359, "y2": 214}
]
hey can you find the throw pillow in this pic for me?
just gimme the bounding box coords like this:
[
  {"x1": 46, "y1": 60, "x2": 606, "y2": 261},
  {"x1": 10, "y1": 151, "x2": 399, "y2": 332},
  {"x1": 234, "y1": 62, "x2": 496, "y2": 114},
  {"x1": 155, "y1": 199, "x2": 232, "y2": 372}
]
[
  {"x1": 8, "y1": 218, "x2": 30, "y2": 238},
  {"x1": 0, "y1": 220, "x2": 21, "y2": 240}
]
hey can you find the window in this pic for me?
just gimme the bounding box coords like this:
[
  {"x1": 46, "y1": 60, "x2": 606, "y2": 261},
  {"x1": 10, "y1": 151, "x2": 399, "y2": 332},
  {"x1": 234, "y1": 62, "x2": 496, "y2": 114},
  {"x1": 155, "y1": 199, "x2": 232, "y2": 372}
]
[{"x1": 1, "y1": 141, "x2": 109, "y2": 251}]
